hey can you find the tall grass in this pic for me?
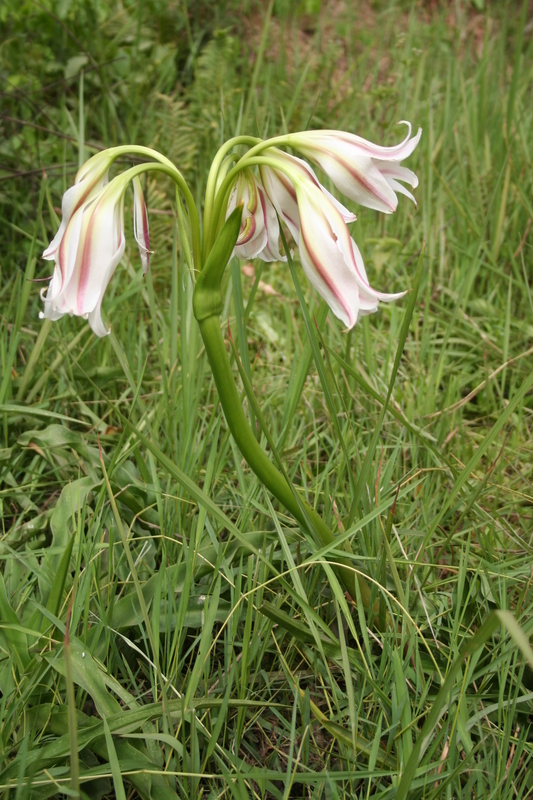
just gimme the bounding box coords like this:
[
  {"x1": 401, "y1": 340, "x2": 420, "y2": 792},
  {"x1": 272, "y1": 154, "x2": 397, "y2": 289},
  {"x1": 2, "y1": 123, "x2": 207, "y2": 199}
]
[{"x1": 1, "y1": 1, "x2": 532, "y2": 798}]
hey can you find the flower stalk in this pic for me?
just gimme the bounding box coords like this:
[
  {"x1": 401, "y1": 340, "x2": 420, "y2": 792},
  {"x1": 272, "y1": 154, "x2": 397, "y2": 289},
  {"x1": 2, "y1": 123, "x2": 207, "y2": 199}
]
[{"x1": 198, "y1": 313, "x2": 371, "y2": 600}]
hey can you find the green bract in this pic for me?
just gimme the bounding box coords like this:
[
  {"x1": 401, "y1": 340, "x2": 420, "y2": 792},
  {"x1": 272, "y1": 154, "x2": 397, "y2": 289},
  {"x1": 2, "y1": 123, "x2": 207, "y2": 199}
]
[{"x1": 192, "y1": 207, "x2": 242, "y2": 322}]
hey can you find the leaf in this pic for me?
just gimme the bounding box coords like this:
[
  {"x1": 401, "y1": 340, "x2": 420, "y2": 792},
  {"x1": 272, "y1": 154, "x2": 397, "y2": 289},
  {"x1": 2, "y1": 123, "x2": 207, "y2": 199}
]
[
  {"x1": 103, "y1": 717, "x2": 127, "y2": 800},
  {"x1": 395, "y1": 611, "x2": 533, "y2": 800},
  {"x1": 41, "y1": 532, "x2": 76, "y2": 632},
  {"x1": 0, "y1": 572, "x2": 30, "y2": 670},
  {"x1": 110, "y1": 531, "x2": 267, "y2": 630},
  {"x1": 49, "y1": 477, "x2": 96, "y2": 552}
]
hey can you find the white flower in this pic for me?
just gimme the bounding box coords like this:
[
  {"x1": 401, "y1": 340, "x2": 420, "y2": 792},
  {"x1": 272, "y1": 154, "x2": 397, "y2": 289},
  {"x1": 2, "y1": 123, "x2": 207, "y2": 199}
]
[
  {"x1": 289, "y1": 121, "x2": 422, "y2": 213},
  {"x1": 258, "y1": 152, "x2": 404, "y2": 328},
  {"x1": 226, "y1": 168, "x2": 284, "y2": 262},
  {"x1": 41, "y1": 171, "x2": 150, "y2": 337},
  {"x1": 290, "y1": 180, "x2": 404, "y2": 328}
]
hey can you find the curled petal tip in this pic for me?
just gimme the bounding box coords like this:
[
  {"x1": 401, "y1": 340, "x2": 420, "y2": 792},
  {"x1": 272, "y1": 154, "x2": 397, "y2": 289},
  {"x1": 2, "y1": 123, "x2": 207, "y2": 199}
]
[
  {"x1": 397, "y1": 119, "x2": 412, "y2": 135},
  {"x1": 396, "y1": 120, "x2": 422, "y2": 144},
  {"x1": 290, "y1": 121, "x2": 421, "y2": 212}
]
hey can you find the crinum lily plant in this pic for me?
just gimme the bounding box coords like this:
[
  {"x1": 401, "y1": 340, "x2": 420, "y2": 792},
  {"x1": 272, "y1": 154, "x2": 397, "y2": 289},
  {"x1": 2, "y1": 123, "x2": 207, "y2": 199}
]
[{"x1": 41, "y1": 123, "x2": 421, "y2": 615}]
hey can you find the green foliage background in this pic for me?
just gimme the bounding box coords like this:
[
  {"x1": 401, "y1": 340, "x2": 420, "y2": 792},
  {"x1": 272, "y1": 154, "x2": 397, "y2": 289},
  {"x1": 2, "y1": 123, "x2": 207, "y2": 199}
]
[{"x1": 1, "y1": 1, "x2": 532, "y2": 798}]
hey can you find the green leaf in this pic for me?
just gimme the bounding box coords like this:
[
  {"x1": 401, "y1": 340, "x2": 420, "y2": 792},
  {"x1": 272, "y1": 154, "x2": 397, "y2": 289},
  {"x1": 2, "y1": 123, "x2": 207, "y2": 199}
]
[
  {"x1": 103, "y1": 717, "x2": 127, "y2": 800},
  {"x1": 0, "y1": 573, "x2": 30, "y2": 670},
  {"x1": 41, "y1": 532, "x2": 76, "y2": 632},
  {"x1": 49, "y1": 477, "x2": 95, "y2": 553},
  {"x1": 395, "y1": 611, "x2": 533, "y2": 800}
]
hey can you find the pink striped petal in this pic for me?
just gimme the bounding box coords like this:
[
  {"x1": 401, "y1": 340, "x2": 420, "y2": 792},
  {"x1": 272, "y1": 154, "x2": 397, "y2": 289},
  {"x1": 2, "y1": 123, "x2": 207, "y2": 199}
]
[
  {"x1": 227, "y1": 169, "x2": 284, "y2": 262},
  {"x1": 260, "y1": 164, "x2": 301, "y2": 241},
  {"x1": 291, "y1": 122, "x2": 421, "y2": 213},
  {"x1": 297, "y1": 121, "x2": 421, "y2": 161},
  {"x1": 294, "y1": 185, "x2": 378, "y2": 328},
  {"x1": 133, "y1": 176, "x2": 151, "y2": 273},
  {"x1": 41, "y1": 173, "x2": 139, "y2": 336}
]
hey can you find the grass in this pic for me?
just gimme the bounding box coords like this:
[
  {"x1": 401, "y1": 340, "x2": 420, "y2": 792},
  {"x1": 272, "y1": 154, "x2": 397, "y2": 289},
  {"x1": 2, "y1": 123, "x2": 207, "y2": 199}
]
[{"x1": 1, "y1": 0, "x2": 533, "y2": 797}]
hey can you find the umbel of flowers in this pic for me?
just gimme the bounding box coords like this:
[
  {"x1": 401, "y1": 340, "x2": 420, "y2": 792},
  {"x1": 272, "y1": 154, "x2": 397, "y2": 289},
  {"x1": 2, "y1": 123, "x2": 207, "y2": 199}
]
[{"x1": 40, "y1": 123, "x2": 421, "y2": 615}]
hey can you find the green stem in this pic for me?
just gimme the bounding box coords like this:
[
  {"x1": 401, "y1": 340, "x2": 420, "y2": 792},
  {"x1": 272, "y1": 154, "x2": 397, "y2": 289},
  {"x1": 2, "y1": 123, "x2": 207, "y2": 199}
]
[{"x1": 197, "y1": 313, "x2": 374, "y2": 610}]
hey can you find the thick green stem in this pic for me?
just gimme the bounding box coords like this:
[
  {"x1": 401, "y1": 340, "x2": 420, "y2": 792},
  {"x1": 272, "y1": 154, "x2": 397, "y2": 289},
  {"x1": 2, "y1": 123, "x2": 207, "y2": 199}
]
[{"x1": 197, "y1": 313, "x2": 374, "y2": 609}]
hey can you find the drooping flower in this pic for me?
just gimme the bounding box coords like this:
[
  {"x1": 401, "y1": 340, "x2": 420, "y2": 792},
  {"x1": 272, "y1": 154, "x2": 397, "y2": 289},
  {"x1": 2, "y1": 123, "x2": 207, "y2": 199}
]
[
  {"x1": 40, "y1": 122, "x2": 421, "y2": 337},
  {"x1": 288, "y1": 121, "x2": 422, "y2": 213},
  {"x1": 288, "y1": 181, "x2": 404, "y2": 328},
  {"x1": 258, "y1": 149, "x2": 356, "y2": 241},
  {"x1": 226, "y1": 167, "x2": 285, "y2": 262},
  {"x1": 43, "y1": 151, "x2": 114, "y2": 263},
  {"x1": 41, "y1": 171, "x2": 150, "y2": 336},
  {"x1": 256, "y1": 151, "x2": 405, "y2": 328}
]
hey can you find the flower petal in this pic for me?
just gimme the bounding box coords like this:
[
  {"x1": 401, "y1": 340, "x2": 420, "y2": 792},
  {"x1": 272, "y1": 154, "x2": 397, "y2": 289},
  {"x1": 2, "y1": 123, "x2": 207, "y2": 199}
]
[
  {"x1": 296, "y1": 121, "x2": 422, "y2": 161},
  {"x1": 289, "y1": 182, "x2": 405, "y2": 328},
  {"x1": 71, "y1": 189, "x2": 126, "y2": 319},
  {"x1": 43, "y1": 173, "x2": 109, "y2": 261},
  {"x1": 256, "y1": 185, "x2": 285, "y2": 262},
  {"x1": 267, "y1": 149, "x2": 357, "y2": 222},
  {"x1": 133, "y1": 176, "x2": 151, "y2": 273},
  {"x1": 227, "y1": 168, "x2": 286, "y2": 262},
  {"x1": 291, "y1": 122, "x2": 421, "y2": 213},
  {"x1": 298, "y1": 144, "x2": 399, "y2": 212},
  {"x1": 295, "y1": 187, "x2": 365, "y2": 327},
  {"x1": 260, "y1": 164, "x2": 301, "y2": 240}
]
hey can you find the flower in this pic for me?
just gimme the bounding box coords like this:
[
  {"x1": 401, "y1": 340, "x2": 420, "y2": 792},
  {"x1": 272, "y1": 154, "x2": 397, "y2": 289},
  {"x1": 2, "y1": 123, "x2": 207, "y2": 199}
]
[
  {"x1": 288, "y1": 180, "x2": 404, "y2": 329},
  {"x1": 256, "y1": 151, "x2": 405, "y2": 328},
  {"x1": 41, "y1": 170, "x2": 150, "y2": 337},
  {"x1": 288, "y1": 121, "x2": 422, "y2": 213},
  {"x1": 259, "y1": 149, "x2": 356, "y2": 241},
  {"x1": 42, "y1": 151, "x2": 113, "y2": 263},
  {"x1": 226, "y1": 168, "x2": 285, "y2": 262}
]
